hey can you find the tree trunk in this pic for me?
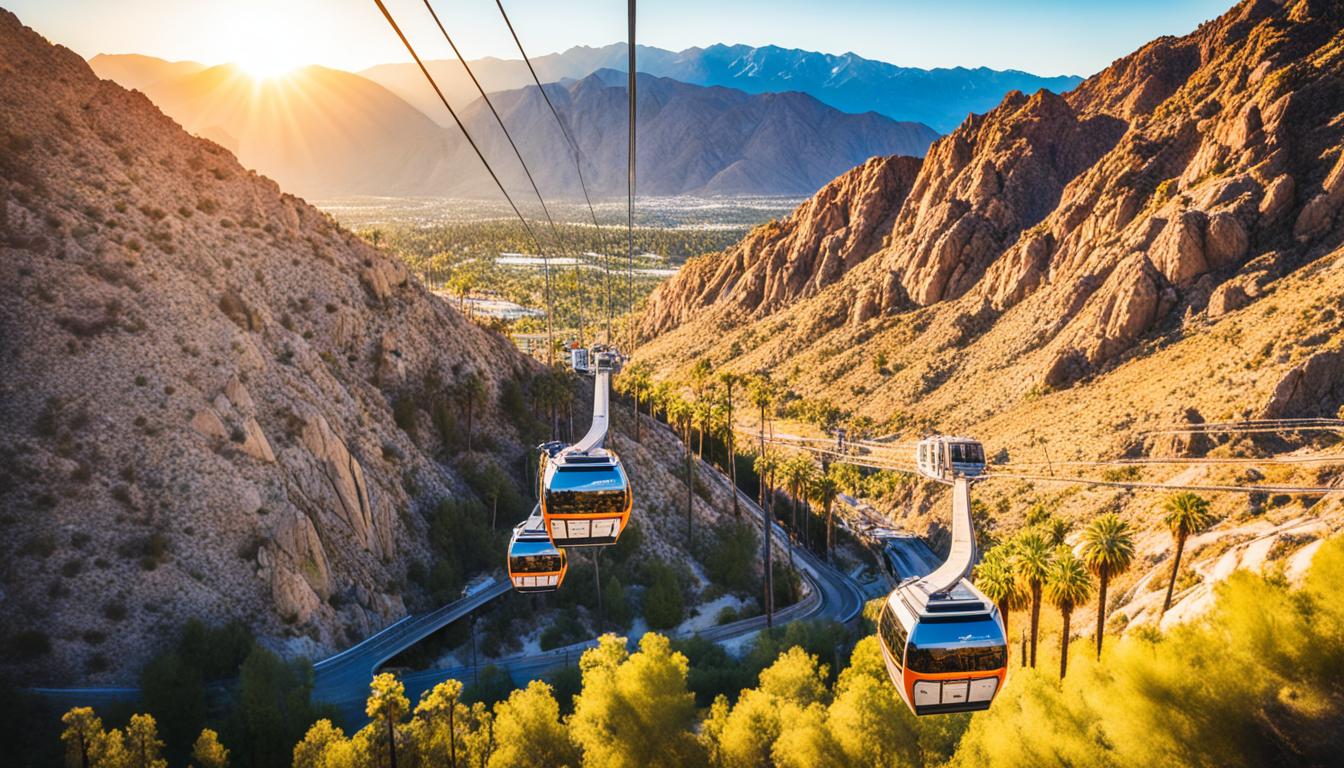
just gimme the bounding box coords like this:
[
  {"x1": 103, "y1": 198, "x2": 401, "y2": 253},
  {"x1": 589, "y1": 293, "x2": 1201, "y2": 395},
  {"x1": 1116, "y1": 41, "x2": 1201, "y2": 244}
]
[
  {"x1": 764, "y1": 482, "x2": 774, "y2": 629},
  {"x1": 1060, "y1": 610, "x2": 1072, "y2": 679},
  {"x1": 1029, "y1": 584, "x2": 1042, "y2": 668},
  {"x1": 388, "y1": 715, "x2": 398, "y2": 768},
  {"x1": 729, "y1": 431, "x2": 740, "y2": 519},
  {"x1": 594, "y1": 551, "x2": 604, "y2": 630},
  {"x1": 1095, "y1": 570, "x2": 1109, "y2": 659},
  {"x1": 997, "y1": 600, "x2": 1009, "y2": 641},
  {"x1": 1163, "y1": 533, "x2": 1186, "y2": 614},
  {"x1": 685, "y1": 424, "x2": 694, "y2": 551},
  {"x1": 826, "y1": 501, "x2": 834, "y2": 561},
  {"x1": 449, "y1": 699, "x2": 458, "y2": 768}
]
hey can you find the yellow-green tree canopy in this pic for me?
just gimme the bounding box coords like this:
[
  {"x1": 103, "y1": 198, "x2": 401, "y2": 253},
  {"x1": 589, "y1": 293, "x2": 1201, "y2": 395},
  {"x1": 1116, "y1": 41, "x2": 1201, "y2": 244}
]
[
  {"x1": 489, "y1": 681, "x2": 577, "y2": 768},
  {"x1": 189, "y1": 729, "x2": 229, "y2": 768},
  {"x1": 570, "y1": 634, "x2": 704, "y2": 768}
]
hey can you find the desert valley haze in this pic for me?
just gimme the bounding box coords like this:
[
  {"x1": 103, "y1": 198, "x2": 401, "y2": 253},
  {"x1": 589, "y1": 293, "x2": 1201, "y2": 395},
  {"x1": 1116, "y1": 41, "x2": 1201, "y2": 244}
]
[{"x1": 2, "y1": 1, "x2": 1344, "y2": 766}]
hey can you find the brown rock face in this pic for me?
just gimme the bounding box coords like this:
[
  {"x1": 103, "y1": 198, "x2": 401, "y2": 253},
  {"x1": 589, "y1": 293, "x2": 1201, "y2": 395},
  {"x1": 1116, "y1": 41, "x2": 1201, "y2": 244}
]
[
  {"x1": 1263, "y1": 347, "x2": 1344, "y2": 419},
  {"x1": 0, "y1": 9, "x2": 540, "y2": 683},
  {"x1": 871, "y1": 89, "x2": 1125, "y2": 310},
  {"x1": 638, "y1": 154, "x2": 922, "y2": 338},
  {"x1": 637, "y1": 0, "x2": 1344, "y2": 391}
]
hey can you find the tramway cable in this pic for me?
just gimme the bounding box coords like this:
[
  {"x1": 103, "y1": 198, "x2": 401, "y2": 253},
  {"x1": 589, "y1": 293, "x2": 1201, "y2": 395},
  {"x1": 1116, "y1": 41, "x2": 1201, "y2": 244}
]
[
  {"x1": 418, "y1": 0, "x2": 579, "y2": 344},
  {"x1": 371, "y1": 0, "x2": 556, "y2": 362},
  {"x1": 494, "y1": 0, "x2": 618, "y2": 343}
]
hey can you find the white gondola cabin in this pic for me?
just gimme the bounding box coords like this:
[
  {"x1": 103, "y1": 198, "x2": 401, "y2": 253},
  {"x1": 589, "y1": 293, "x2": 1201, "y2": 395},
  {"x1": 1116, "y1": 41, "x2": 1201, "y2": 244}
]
[{"x1": 916, "y1": 436, "x2": 987, "y2": 482}]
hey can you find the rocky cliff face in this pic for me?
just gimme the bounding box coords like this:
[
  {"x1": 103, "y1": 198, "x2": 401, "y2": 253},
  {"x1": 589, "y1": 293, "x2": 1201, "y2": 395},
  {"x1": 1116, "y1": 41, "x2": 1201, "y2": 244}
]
[
  {"x1": 639, "y1": 155, "x2": 922, "y2": 336},
  {"x1": 0, "y1": 10, "x2": 537, "y2": 683},
  {"x1": 641, "y1": 0, "x2": 1344, "y2": 391}
]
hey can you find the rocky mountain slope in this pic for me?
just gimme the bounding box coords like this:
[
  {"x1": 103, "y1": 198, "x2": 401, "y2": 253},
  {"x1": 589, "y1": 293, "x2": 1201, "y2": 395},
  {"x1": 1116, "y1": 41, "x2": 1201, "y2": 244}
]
[
  {"x1": 361, "y1": 42, "x2": 1083, "y2": 134},
  {"x1": 0, "y1": 9, "x2": 756, "y2": 685},
  {"x1": 91, "y1": 59, "x2": 936, "y2": 198},
  {"x1": 634, "y1": 0, "x2": 1344, "y2": 623}
]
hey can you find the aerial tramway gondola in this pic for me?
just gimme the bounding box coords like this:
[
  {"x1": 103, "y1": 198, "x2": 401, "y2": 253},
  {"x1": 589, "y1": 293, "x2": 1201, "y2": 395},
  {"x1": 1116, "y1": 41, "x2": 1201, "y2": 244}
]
[
  {"x1": 507, "y1": 511, "x2": 568, "y2": 592},
  {"x1": 877, "y1": 437, "x2": 1007, "y2": 715},
  {"x1": 540, "y1": 346, "x2": 633, "y2": 547}
]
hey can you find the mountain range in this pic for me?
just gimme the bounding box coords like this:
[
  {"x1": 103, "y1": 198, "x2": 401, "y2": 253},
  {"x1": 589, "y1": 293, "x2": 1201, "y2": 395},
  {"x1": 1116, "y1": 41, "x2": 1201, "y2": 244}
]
[
  {"x1": 90, "y1": 55, "x2": 937, "y2": 199},
  {"x1": 634, "y1": 0, "x2": 1344, "y2": 627},
  {"x1": 359, "y1": 42, "x2": 1084, "y2": 134}
]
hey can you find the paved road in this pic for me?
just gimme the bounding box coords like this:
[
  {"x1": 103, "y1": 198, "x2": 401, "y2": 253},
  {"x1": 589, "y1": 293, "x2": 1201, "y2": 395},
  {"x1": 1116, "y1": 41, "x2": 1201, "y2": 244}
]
[{"x1": 35, "y1": 451, "x2": 867, "y2": 731}]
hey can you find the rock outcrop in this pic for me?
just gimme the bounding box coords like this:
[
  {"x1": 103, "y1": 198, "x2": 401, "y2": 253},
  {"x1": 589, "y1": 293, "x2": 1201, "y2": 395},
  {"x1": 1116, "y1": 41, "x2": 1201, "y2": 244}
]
[
  {"x1": 1263, "y1": 347, "x2": 1344, "y2": 419},
  {"x1": 638, "y1": 0, "x2": 1344, "y2": 392},
  {"x1": 639, "y1": 154, "x2": 922, "y2": 337}
]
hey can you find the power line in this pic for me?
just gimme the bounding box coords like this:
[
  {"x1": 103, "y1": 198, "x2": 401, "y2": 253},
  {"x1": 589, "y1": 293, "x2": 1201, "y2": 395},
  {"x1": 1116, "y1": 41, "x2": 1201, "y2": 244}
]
[
  {"x1": 983, "y1": 470, "x2": 1342, "y2": 496},
  {"x1": 419, "y1": 0, "x2": 573, "y2": 348},
  {"x1": 494, "y1": 0, "x2": 616, "y2": 344},
  {"x1": 626, "y1": 0, "x2": 636, "y2": 351},
  {"x1": 371, "y1": 0, "x2": 555, "y2": 363}
]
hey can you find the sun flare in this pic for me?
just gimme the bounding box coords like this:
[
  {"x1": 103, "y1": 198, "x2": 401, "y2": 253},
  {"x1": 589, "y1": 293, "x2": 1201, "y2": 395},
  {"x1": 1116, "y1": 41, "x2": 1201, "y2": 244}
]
[{"x1": 236, "y1": 48, "x2": 300, "y2": 81}]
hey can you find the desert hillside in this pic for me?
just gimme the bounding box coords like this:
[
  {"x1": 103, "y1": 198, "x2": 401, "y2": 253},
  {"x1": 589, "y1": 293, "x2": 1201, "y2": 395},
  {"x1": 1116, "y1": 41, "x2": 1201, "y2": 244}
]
[
  {"x1": 634, "y1": 0, "x2": 1344, "y2": 628},
  {"x1": 0, "y1": 9, "x2": 759, "y2": 686}
]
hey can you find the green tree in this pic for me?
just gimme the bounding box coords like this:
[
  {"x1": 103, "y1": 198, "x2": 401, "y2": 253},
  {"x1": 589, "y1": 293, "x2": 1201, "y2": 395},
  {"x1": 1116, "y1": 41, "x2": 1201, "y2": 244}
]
[
  {"x1": 831, "y1": 463, "x2": 862, "y2": 499},
  {"x1": 603, "y1": 575, "x2": 634, "y2": 630},
  {"x1": 570, "y1": 634, "x2": 704, "y2": 768},
  {"x1": 753, "y1": 449, "x2": 780, "y2": 628},
  {"x1": 140, "y1": 650, "x2": 205, "y2": 762},
  {"x1": 827, "y1": 638, "x2": 923, "y2": 768},
  {"x1": 61, "y1": 707, "x2": 104, "y2": 768},
  {"x1": 455, "y1": 372, "x2": 488, "y2": 453},
  {"x1": 666, "y1": 395, "x2": 696, "y2": 548},
  {"x1": 643, "y1": 563, "x2": 685, "y2": 630},
  {"x1": 489, "y1": 681, "x2": 577, "y2": 768},
  {"x1": 1013, "y1": 532, "x2": 1053, "y2": 668},
  {"x1": 461, "y1": 702, "x2": 495, "y2": 768},
  {"x1": 237, "y1": 646, "x2": 324, "y2": 767},
  {"x1": 291, "y1": 720, "x2": 352, "y2": 768},
  {"x1": 1080, "y1": 513, "x2": 1135, "y2": 659},
  {"x1": 366, "y1": 673, "x2": 410, "y2": 768},
  {"x1": 189, "y1": 729, "x2": 229, "y2": 768},
  {"x1": 718, "y1": 371, "x2": 743, "y2": 518},
  {"x1": 974, "y1": 545, "x2": 1025, "y2": 640},
  {"x1": 1046, "y1": 548, "x2": 1093, "y2": 678},
  {"x1": 125, "y1": 714, "x2": 166, "y2": 768},
  {"x1": 412, "y1": 679, "x2": 466, "y2": 768},
  {"x1": 1162, "y1": 492, "x2": 1214, "y2": 614},
  {"x1": 96, "y1": 728, "x2": 130, "y2": 768},
  {"x1": 812, "y1": 471, "x2": 840, "y2": 560}
]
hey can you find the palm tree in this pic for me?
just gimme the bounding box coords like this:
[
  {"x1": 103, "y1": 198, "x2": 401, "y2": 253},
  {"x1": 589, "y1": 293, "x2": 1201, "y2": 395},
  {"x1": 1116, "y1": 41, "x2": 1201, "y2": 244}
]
[
  {"x1": 812, "y1": 472, "x2": 840, "y2": 560},
  {"x1": 454, "y1": 372, "x2": 486, "y2": 453},
  {"x1": 753, "y1": 449, "x2": 780, "y2": 629},
  {"x1": 1046, "y1": 548, "x2": 1093, "y2": 679},
  {"x1": 1042, "y1": 517, "x2": 1070, "y2": 547},
  {"x1": 781, "y1": 454, "x2": 814, "y2": 563},
  {"x1": 718, "y1": 372, "x2": 742, "y2": 518},
  {"x1": 1080, "y1": 513, "x2": 1135, "y2": 659},
  {"x1": 747, "y1": 374, "x2": 775, "y2": 508},
  {"x1": 1012, "y1": 532, "x2": 1053, "y2": 668},
  {"x1": 974, "y1": 544, "x2": 1025, "y2": 639},
  {"x1": 1161, "y1": 492, "x2": 1213, "y2": 614},
  {"x1": 667, "y1": 397, "x2": 696, "y2": 549}
]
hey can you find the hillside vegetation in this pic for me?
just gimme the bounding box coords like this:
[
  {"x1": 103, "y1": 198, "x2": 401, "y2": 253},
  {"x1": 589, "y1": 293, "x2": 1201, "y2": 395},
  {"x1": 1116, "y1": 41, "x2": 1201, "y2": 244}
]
[
  {"x1": 50, "y1": 535, "x2": 1344, "y2": 768},
  {"x1": 633, "y1": 0, "x2": 1344, "y2": 632}
]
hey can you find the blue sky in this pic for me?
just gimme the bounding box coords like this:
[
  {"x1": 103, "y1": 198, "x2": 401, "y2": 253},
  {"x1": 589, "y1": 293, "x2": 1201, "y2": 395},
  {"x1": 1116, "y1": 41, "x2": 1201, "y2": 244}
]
[{"x1": 8, "y1": 0, "x2": 1233, "y2": 76}]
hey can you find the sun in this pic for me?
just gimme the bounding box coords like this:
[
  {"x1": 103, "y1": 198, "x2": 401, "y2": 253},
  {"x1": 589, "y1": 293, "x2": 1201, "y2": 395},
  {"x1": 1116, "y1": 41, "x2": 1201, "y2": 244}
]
[{"x1": 237, "y1": 47, "x2": 300, "y2": 81}]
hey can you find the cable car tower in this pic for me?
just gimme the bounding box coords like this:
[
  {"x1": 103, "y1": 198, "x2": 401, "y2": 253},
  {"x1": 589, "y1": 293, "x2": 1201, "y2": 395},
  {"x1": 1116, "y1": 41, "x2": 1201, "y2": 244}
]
[{"x1": 877, "y1": 436, "x2": 1008, "y2": 715}]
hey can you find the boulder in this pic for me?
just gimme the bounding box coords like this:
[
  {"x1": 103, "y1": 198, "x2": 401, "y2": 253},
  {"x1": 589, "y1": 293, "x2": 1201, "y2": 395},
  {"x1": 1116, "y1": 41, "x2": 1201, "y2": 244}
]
[
  {"x1": 1262, "y1": 347, "x2": 1344, "y2": 419},
  {"x1": 271, "y1": 564, "x2": 321, "y2": 625},
  {"x1": 238, "y1": 416, "x2": 275, "y2": 463},
  {"x1": 270, "y1": 508, "x2": 332, "y2": 599},
  {"x1": 1146, "y1": 407, "x2": 1213, "y2": 457},
  {"x1": 1205, "y1": 212, "x2": 1248, "y2": 268},
  {"x1": 1149, "y1": 210, "x2": 1209, "y2": 286},
  {"x1": 1207, "y1": 279, "x2": 1252, "y2": 318}
]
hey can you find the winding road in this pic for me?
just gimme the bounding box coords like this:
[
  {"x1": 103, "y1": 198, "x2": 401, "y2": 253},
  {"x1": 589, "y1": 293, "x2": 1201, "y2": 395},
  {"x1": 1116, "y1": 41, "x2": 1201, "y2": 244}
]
[{"x1": 35, "y1": 452, "x2": 867, "y2": 731}]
